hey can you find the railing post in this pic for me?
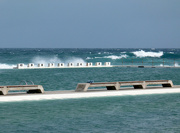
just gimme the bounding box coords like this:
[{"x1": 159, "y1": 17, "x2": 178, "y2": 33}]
[
  {"x1": 152, "y1": 59, "x2": 154, "y2": 67},
  {"x1": 142, "y1": 59, "x2": 143, "y2": 66}
]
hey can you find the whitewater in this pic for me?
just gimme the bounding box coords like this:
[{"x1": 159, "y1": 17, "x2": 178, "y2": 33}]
[
  {"x1": 0, "y1": 48, "x2": 179, "y2": 69},
  {"x1": 0, "y1": 48, "x2": 180, "y2": 133}
]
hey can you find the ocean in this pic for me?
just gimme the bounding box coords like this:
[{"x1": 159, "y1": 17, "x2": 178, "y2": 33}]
[{"x1": 0, "y1": 48, "x2": 180, "y2": 132}]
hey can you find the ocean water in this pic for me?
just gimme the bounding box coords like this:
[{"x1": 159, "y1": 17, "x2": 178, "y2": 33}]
[
  {"x1": 0, "y1": 48, "x2": 180, "y2": 132},
  {"x1": 1, "y1": 94, "x2": 180, "y2": 133}
]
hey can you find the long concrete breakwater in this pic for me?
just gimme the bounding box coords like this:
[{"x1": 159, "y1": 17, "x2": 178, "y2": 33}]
[
  {"x1": 14, "y1": 62, "x2": 112, "y2": 69},
  {"x1": 14, "y1": 62, "x2": 180, "y2": 69},
  {"x1": 0, "y1": 80, "x2": 179, "y2": 102},
  {"x1": 1, "y1": 86, "x2": 180, "y2": 102}
]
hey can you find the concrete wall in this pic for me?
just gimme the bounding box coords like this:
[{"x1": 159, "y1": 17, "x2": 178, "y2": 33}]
[
  {"x1": 48, "y1": 63, "x2": 55, "y2": 67},
  {"x1": 77, "y1": 63, "x2": 84, "y2": 66},
  {"x1": 86, "y1": 63, "x2": 93, "y2": 66},
  {"x1": 15, "y1": 62, "x2": 112, "y2": 69},
  {"x1": 95, "y1": 62, "x2": 102, "y2": 66},
  {"x1": 28, "y1": 63, "x2": 35, "y2": 68},
  {"x1": 58, "y1": 63, "x2": 64, "y2": 67},
  {"x1": 17, "y1": 64, "x2": 24, "y2": 69},
  {"x1": 38, "y1": 64, "x2": 45, "y2": 68},
  {"x1": 68, "y1": 63, "x2": 74, "y2": 67},
  {"x1": 104, "y1": 62, "x2": 111, "y2": 66}
]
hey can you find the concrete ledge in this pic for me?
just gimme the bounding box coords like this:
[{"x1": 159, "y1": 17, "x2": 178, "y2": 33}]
[
  {"x1": 0, "y1": 86, "x2": 180, "y2": 102},
  {"x1": 0, "y1": 85, "x2": 44, "y2": 95},
  {"x1": 145, "y1": 80, "x2": 173, "y2": 88},
  {"x1": 76, "y1": 80, "x2": 173, "y2": 92}
]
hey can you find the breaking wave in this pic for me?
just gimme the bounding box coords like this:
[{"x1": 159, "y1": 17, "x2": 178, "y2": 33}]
[
  {"x1": 95, "y1": 55, "x2": 128, "y2": 60},
  {"x1": 132, "y1": 50, "x2": 163, "y2": 58},
  {"x1": 65, "y1": 57, "x2": 86, "y2": 65},
  {"x1": 31, "y1": 56, "x2": 86, "y2": 66},
  {"x1": 31, "y1": 56, "x2": 62, "y2": 64},
  {"x1": 104, "y1": 55, "x2": 128, "y2": 59},
  {"x1": 86, "y1": 57, "x2": 93, "y2": 60},
  {"x1": 175, "y1": 63, "x2": 180, "y2": 67},
  {"x1": 159, "y1": 63, "x2": 179, "y2": 67},
  {"x1": 0, "y1": 64, "x2": 16, "y2": 69}
]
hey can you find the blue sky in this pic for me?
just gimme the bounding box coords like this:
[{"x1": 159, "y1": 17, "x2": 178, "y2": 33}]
[{"x1": 0, "y1": 0, "x2": 179, "y2": 48}]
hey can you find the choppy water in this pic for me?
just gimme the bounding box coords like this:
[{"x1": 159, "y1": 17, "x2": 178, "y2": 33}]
[
  {"x1": 1, "y1": 94, "x2": 180, "y2": 133},
  {"x1": 0, "y1": 48, "x2": 180, "y2": 132},
  {"x1": 0, "y1": 48, "x2": 180, "y2": 69}
]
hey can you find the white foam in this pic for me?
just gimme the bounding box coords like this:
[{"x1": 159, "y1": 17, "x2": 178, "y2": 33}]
[
  {"x1": 95, "y1": 55, "x2": 128, "y2": 60},
  {"x1": 103, "y1": 52, "x2": 112, "y2": 54},
  {"x1": 1, "y1": 88, "x2": 180, "y2": 102},
  {"x1": 31, "y1": 56, "x2": 62, "y2": 65},
  {"x1": 104, "y1": 55, "x2": 128, "y2": 59},
  {"x1": 159, "y1": 63, "x2": 179, "y2": 67},
  {"x1": 31, "y1": 56, "x2": 86, "y2": 66},
  {"x1": 64, "y1": 57, "x2": 86, "y2": 65},
  {"x1": 159, "y1": 64, "x2": 168, "y2": 67},
  {"x1": 132, "y1": 50, "x2": 163, "y2": 58},
  {"x1": 175, "y1": 63, "x2": 179, "y2": 67},
  {"x1": 0, "y1": 63, "x2": 16, "y2": 69},
  {"x1": 86, "y1": 57, "x2": 93, "y2": 60}
]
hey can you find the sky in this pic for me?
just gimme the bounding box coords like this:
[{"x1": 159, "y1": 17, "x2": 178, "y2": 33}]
[{"x1": 0, "y1": 0, "x2": 179, "y2": 48}]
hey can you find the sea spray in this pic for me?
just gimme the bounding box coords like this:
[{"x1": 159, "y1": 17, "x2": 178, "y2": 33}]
[
  {"x1": 0, "y1": 63, "x2": 16, "y2": 69},
  {"x1": 159, "y1": 63, "x2": 179, "y2": 67},
  {"x1": 95, "y1": 55, "x2": 128, "y2": 59},
  {"x1": 64, "y1": 57, "x2": 86, "y2": 65},
  {"x1": 31, "y1": 56, "x2": 86, "y2": 66},
  {"x1": 175, "y1": 63, "x2": 179, "y2": 67},
  {"x1": 0, "y1": 49, "x2": 179, "y2": 69},
  {"x1": 31, "y1": 56, "x2": 62, "y2": 65},
  {"x1": 132, "y1": 50, "x2": 163, "y2": 58}
]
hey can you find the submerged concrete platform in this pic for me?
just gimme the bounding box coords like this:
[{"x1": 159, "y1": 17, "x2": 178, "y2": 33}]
[
  {"x1": 0, "y1": 86, "x2": 180, "y2": 102},
  {"x1": 75, "y1": 80, "x2": 173, "y2": 91},
  {"x1": 0, "y1": 85, "x2": 44, "y2": 95}
]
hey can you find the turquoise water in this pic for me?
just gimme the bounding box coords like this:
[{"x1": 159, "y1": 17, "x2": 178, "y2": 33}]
[
  {"x1": 0, "y1": 48, "x2": 180, "y2": 68},
  {"x1": 1, "y1": 94, "x2": 180, "y2": 133},
  {"x1": 0, "y1": 67, "x2": 180, "y2": 91},
  {"x1": 0, "y1": 48, "x2": 180, "y2": 132}
]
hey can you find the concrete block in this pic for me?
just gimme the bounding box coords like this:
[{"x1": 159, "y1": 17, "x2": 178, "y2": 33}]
[
  {"x1": 58, "y1": 63, "x2": 64, "y2": 67},
  {"x1": 48, "y1": 63, "x2": 55, "y2": 67},
  {"x1": 38, "y1": 64, "x2": 45, "y2": 68},
  {"x1": 17, "y1": 64, "x2": 24, "y2": 69},
  {"x1": 95, "y1": 62, "x2": 102, "y2": 66},
  {"x1": 0, "y1": 85, "x2": 44, "y2": 95},
  {"x1": 104, "y1": 62, "x2": 111, "y2": 66},
  {"x1": 77, "y1": 63, "x2": 84, "y2": 66},
  {"x1": 28, "y1": 63, "x2": 34, "y2": 68},
  {"x1": 0, "y1": 87, "x2": 9, "y2": 95},
  {"x1": 68, "y1": 63, "x2": 74, "y2": 67},
  {"x1": 75, "y1": 83, "x2": 90, "y2": 92},
  {"x1": 86, "y1": 62, "x2": 93, "y2": 66}
]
